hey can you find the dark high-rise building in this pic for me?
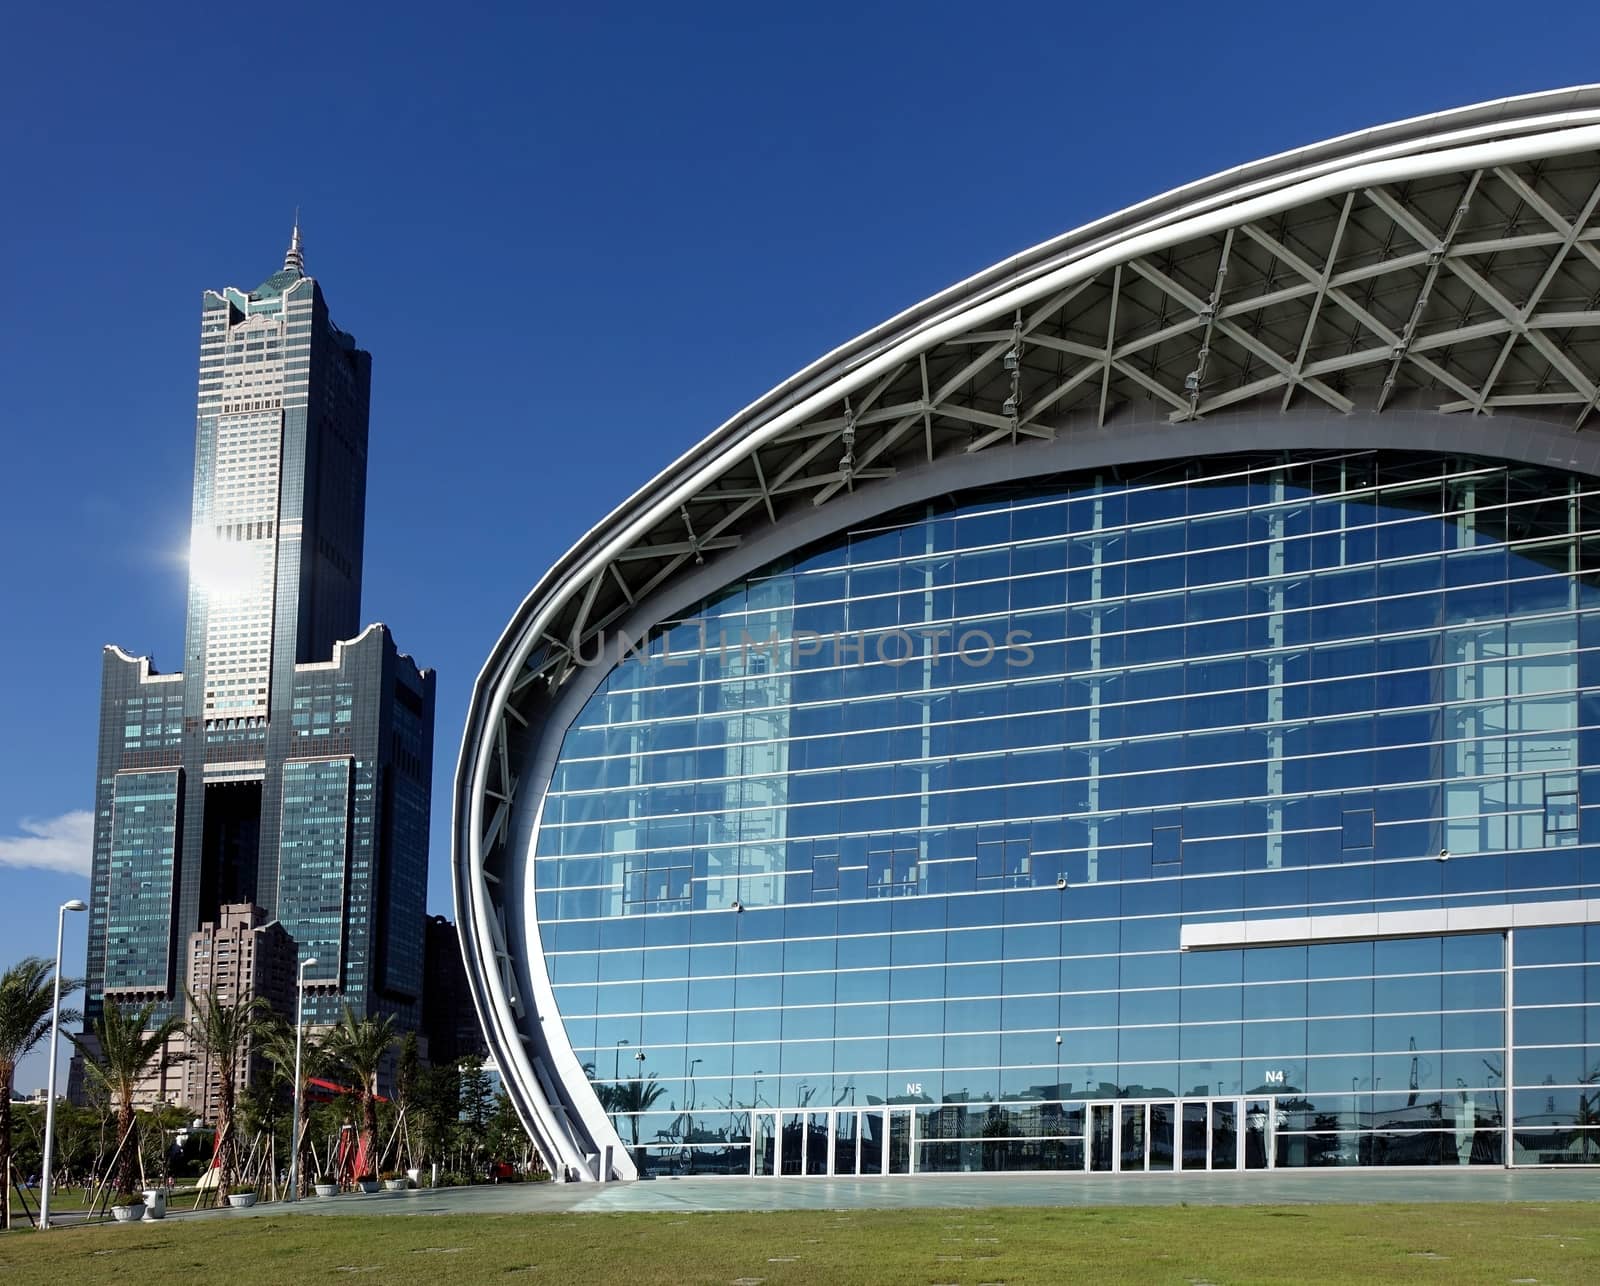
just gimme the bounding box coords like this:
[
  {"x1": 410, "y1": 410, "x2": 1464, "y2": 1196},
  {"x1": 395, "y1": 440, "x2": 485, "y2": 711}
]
[
  {"x1": 85, "y1": 228, "x2": 435, "y2": 1035},
  {"x1": 421, "y1": 914, "x2": 487, "y2": 1065}
]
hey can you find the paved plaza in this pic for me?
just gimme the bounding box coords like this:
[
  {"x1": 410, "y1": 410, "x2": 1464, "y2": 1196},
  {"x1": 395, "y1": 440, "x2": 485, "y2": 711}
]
[{"x1": 159, "y1": 1168, "x2": 1600, "y2": 1222}]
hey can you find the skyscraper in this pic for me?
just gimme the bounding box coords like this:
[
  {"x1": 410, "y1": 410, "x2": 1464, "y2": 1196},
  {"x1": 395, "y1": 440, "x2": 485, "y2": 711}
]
[{"x1": 84, "y1": 228, "x2": 435, "y2": 1040}]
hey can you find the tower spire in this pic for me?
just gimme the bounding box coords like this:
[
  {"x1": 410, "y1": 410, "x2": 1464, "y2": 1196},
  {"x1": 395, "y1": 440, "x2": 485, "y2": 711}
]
[{"x1": 283, "y1": 211, "x2": 304, "y2": 275}]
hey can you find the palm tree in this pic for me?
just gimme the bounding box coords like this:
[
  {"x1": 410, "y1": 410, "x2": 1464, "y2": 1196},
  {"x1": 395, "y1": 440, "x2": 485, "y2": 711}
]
[
  {"x1": 69, "y1": 998, "x2": 185, "y2": 1196},
  {"x1": 257, "y1": 1013, "x2": 328, "y2": 1196},
  {"x1": 610, "y1": 1072, "x2": 668, "y2": 1168},
  {"x1": 0, "y1": 957, "x2": 79, "y2": 1229},
  {"x1": 185, "y1": 990, "x2": 267, "y2": 1202},
  {"x1": 321, "y1": 1007, "x2": 396, "y2": 1182}
]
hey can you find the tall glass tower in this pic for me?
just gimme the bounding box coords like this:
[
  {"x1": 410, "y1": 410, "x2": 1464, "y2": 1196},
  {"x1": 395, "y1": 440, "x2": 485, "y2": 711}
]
[{"x1": 85, "y1": 228, "x2": 435, "y2": 1031}]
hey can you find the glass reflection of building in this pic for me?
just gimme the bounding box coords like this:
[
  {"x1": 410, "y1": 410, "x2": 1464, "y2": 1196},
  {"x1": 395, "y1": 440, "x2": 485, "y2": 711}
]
[
  {"x1": 457, "y1": 92, "x2": 1600, "y2": 1180},
  {"x1": 530, "y1": 452, "x2": 1596, "y2": 1174}
]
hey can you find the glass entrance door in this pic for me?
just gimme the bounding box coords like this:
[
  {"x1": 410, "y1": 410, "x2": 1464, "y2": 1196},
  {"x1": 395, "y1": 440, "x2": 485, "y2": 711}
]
[
  {"x1": 1119, "y1": 1103, "x2": 1147, "y2": 1170},
  {"x1": 1086, "y1": 1098, "x2": 1259, "y2": 1172},
  {"x1": 752, "y1": 1111, "x2": 777, "y2": 1176},
  {"x1": 885, "y1": 1107, "x2": 914, "y2": 1174},
  {"x1": 758, "y1": 1097, "x2": 1268, "y2": 1176},
  {"x1": 1210, "y1": 1099, "x2": 1239, "y2": 1169},
  {"x1": 781, "y1": 1113, "x2": 805, "y2": 1174},
  {"x1": 1148, "y1": 1101, "x2": 1176, "y2": 1171},
  {"x1": 860, "y1": 1109, "x2": 884, "y2": 1173},
  {"x1": 803, "y1": 1112, "x2": 829, "y2": 1174},
  {"x1": 1089, "y1": 1103, "x2": 1115, "y2": 1171},
  {"x1": 1181, "y1": 1101, "x2": 1209, "y2": 1170},
  {"x1": 756, "y1": 1110, "x2": 834, "y2": 1174},
  {"x1": 1112, "y1": 1101, "x2": 1175, "y2": 1171},
  {"x1": 834, "y1": 1110, "x2": 861, "y2": 1175},
  {"x1": 1244, "y1": 1099, "x2": 1272, "y2": 1170}
]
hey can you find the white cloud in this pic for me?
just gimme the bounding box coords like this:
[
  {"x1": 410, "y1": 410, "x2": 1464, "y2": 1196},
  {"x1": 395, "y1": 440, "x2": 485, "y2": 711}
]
[{"x1": 0, "y1": 810, "x2": 94, "y2": 876}]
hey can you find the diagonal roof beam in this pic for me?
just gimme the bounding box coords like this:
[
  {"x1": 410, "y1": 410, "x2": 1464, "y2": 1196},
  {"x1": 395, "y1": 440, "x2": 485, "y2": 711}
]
[
  {"x1": 1366, "y1": 175, "x2": 1480, "y2": 411},
  {"x1": 1258, "y1": 195, "x2": 1484, "y2": 408},
  {"x1": 1493, "y1": 166, "x2": 1600, "y2": 277},
  {"x1": 1275, "y1": 192, "x2": 1356, "y2": 412},
  {"x1": 1471, "y1": 171, "x2": 1600, "y2": 411},
  {"x1": 1131, "y1": 255, "x2": 1353, "y2": 417},
  {"x1": 1099, "y1": 264, "x2": 1121, "y2": 427},
  {"x1": 1367, "y1": 179, "x2": 1598, "y2": 407},
  {"x1": 1176, "y1": 227, "x2": 1235, "y2": 422}
]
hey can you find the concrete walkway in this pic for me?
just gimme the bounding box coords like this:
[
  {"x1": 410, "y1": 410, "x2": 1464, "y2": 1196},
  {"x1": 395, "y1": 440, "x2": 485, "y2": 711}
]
[{"x1": 163, "y1": 1167, "x2": 1600, "y2": 1222}]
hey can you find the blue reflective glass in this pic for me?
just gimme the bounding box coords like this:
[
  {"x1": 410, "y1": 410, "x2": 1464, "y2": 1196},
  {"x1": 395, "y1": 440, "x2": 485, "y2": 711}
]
[{"x1": 528, "y1": 452, "x2": 1600, "y2": 1168}]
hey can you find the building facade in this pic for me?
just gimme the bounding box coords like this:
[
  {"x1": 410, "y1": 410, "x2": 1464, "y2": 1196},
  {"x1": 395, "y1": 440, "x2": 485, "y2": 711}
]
[
  {"x1": 422, "y1": 914, "x2": 489, "y2": 1065},
  {"x1": 85, "y1": 231, "x2": 435, "y2": 1059},
  {"x1": 457, "y1": 88, "x2": 1600, "y2": 1181},
  {"x1": 181, "y1": 904, "x2": 294, "y2": 1122}
]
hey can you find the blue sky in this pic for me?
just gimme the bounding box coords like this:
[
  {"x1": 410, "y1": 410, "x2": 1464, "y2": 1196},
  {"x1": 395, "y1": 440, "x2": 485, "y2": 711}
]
[{"x1": 4, "y1": 1, "x2": 1598, "y2": 1092}]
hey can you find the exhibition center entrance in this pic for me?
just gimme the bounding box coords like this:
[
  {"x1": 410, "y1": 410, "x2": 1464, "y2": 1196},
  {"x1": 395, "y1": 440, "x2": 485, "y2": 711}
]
[
  {"x1": 749, "y1": 1097, "x2": 1279, "y2": 1177},
  {"x1": 1089, "y1": 1098, "x2": 1276, "y2": 1172},
  {"x1": 751, "y1": 1106, "x2": 913, "y2": 1176}
]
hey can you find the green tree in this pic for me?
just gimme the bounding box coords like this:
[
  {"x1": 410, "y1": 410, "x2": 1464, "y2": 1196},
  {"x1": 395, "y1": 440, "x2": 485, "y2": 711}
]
[
  {"x1": 69, "y1": 998, "x2": 185, "y2": 1196},
  {"x1": 585, "y1": 1062, "x2": 617, "y2": 1113},
  {"x1": 321, "y1": 1007, "x2": 395, "y2": 1181},
  {"x1": 185, "y1": 990, "x2": 267, "y2": 1202},
  {"x1": 256, "y1": 1013, "x2": 329, "y2": 1194},
  {"x1": 391, "y1": 1031, "x2": 424, "y2": 1171},
  {"x1": 459, "y1": 1055, "x2": 494, "y2": 1141},
  {"x1": 413, "y1": 1059, "x2": 461, "y2": 1170},
  {"x1": 486, "y1": 1090, "x2": 528, "y2": 1167},
  {"x1": 0, "y1": 956, "x2": 79, "y2": 1227},
  {"x1": 611, "y1": 1073, "x2": 667, "y2": 1168}
]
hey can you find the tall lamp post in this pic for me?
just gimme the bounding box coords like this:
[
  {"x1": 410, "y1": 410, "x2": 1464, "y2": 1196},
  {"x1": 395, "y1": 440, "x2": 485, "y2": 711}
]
[
  {"x1": 39, "y1": 898, "x2": 86, "y2": 1232},
  {"x1": 287, "y1": 956, "x2": 319, "y2": 1202}
]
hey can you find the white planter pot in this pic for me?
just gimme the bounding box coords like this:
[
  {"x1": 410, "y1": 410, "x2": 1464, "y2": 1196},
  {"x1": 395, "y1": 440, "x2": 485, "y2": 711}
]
[
  {"x1": 111, "y1": 1203, "x2": 146, "y2": 1223},
  {"x1": 383, "y1": 1179, "x2": 407, "y2": 1191},
  {"x1": 142, "y1": 1189, "x2": 167, "y2": 1220},
  {"x1": 313, "y1": 1183, "x2": 338, "y2": 1198},
  {"x1": 227, "y1": 1192, "x2": 258, "y2": 1208}
]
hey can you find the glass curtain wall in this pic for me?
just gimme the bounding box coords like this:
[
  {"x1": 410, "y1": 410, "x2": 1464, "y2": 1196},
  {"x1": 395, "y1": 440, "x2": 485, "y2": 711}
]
[{"x1": 535, "y1": 451, "x2": 1599, "y2": 1173}]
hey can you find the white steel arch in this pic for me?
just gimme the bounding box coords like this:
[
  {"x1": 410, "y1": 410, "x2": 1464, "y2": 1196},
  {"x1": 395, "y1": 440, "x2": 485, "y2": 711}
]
[{"x1": 454, "y1": 87, "x2": 1600, "y2": 1179}]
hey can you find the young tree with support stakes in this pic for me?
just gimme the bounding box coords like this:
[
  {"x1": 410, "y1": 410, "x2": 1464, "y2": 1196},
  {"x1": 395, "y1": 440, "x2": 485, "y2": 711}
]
[
  {"x1": 185, "y1": 989, "x2": 267, "y2": 1203},
  {"x1": 321, "y1": 1007, "x2": 395, "y2": 1183},
  {"x1": 69, "y1": 999, "x2": 185, "y2": 1198},
  {"x1": 413, "y1": 1057, "x2": 461, "y2": 1173},
  {"x1": 389, "y1": 1031, "x2": 419, "y2": 1172},
  {"x1": 0, "y1": 957, "x2": 80, "y2": 1229},
  {"x1": 257, "y1": 1013, "x2": 327, "y2": 1196}
]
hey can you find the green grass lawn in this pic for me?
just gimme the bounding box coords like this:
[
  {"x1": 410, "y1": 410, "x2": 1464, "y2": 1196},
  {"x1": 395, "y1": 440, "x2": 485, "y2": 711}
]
[
  {"x1": 6, "y1": 1185, "x2": 209, "y2": 1216},
  {"x1": 1, "y1": 1204, "x2": 1596, "y2": 1284}
]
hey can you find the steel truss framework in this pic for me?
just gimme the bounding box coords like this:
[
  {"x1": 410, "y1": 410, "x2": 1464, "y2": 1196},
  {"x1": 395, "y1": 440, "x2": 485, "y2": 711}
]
[{"x1": 454, "y1": 88, "x2": 1600, "y2": 1180}]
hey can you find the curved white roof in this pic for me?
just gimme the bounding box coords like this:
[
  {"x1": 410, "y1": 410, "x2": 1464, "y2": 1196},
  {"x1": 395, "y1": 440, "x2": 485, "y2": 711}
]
[{"x1": 453, "y1": 87, "x2": 1600, "y2": 1179}]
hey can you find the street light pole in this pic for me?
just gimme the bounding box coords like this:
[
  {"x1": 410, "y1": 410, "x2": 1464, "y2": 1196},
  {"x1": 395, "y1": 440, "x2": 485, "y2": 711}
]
[
  {"x1": 39, "y1": 898, "x2": 86, "y2": 1232},
  {"x1": 287, "y1": 956, "x2": 319, "y2": 1202}
]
